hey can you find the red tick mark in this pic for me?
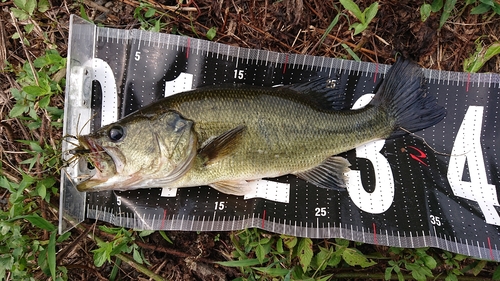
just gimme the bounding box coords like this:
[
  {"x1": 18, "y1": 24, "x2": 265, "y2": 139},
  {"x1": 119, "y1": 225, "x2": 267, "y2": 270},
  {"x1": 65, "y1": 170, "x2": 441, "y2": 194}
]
[{"x1": 283, "y1": 54, "x2": 289, "y2": 74}]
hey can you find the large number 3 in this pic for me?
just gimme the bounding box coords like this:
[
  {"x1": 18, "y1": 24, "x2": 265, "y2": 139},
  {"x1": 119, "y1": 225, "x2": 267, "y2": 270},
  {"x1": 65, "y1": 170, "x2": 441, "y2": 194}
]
[
  {"x1": 447, "y1": 106, "x2": 500, "y2": 225},
  {"x1": 346, "y1": 94, "x2": 395, "y2": 214}
]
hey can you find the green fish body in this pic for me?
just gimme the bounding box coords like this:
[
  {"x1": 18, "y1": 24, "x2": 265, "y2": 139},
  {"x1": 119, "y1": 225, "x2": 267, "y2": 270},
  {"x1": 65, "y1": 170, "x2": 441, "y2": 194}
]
[{"x1": 76, "y1": 59, "x2": 446, "y2": 195}]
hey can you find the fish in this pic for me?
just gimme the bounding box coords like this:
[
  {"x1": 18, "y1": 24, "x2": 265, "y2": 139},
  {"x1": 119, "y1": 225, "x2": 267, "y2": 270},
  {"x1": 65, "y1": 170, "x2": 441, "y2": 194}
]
[{"x1": 74, "y1": 58, "x2": 446, "y2": 195}]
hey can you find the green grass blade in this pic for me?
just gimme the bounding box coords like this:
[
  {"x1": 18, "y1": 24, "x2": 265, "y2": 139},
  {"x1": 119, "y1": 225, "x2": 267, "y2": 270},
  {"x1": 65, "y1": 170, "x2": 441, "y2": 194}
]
[
  {"x1": 252, "y1": 267, "x2": 290, "y2": 277},
  {"x1": 10, "y1": 214, "x2": 56, "y2": 231},
  {"x1": 341, "y1": 43, "x2": 361, "y2": 61},
  {"x1": 48, "y1": 231, "x2": 57, "y2": 280},
  {"x1": 217, "y1": 258, "x2": 268, "y2": 267},
  {"x1": 109, "y1": 258, "x2": 121, "y2": 281},
  {"x1": 364, "y1": 2, "x2": 379, "y2": 24},
  {"x1": 464, "y1": 40, "x2": 500, "y2": 72},
  {"x1": 339, "y1": 0, "x2": 364, "y2": 22},
  {"x1": 431, "y1": 0, "x2": 444, "y2": 12},
  {"x1": 440, "y1": 0, "x2": 457, "y2": 28},
  {"x1": 421, "y1": 3, "x2": 432, "y2": 21},
  {"x1": 318, "y1": 14, "x2": 341, "y2": 47}
]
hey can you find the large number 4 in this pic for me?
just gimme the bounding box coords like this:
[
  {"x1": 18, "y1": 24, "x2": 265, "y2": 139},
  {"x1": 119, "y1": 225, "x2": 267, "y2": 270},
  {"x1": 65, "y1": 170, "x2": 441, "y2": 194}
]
[{"x1": 447, "y1": 106, "x2": 500, "y2": 225}]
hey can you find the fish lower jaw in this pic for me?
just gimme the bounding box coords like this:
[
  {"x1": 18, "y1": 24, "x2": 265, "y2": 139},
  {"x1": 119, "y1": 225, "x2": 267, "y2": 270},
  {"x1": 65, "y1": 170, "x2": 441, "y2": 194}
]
[
  {"x1": 76, "y1": 173, "x2": 142, "y2": 192},
  {"x1": 76, "y1": 178, "x2": 106, "y2": 192}
]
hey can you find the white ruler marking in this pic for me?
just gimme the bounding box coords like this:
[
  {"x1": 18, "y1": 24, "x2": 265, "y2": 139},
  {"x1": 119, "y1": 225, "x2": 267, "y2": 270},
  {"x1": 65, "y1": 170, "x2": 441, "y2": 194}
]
[
  {"x1": 464, "y1": 238, "x2": 469, "y2": 256},
  {"x1": 211, "y1": 211, "x2": 216, "y2": 231},
  {"x1": 235, "y1": 47, "x2": 240, "y2": 68},
  {"x1": 137, "y1": 30, "x2": 143, "y2": 49},
  {"x1": 200, "y1": 215, "x2": 205, "y2": 230}
]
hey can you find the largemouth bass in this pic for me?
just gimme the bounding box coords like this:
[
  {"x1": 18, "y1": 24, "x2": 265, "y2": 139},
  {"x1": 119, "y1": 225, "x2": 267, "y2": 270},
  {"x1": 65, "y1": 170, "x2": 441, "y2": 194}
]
[{"x1": 75, "y1": 59, "x2": 446, "y2": 195}]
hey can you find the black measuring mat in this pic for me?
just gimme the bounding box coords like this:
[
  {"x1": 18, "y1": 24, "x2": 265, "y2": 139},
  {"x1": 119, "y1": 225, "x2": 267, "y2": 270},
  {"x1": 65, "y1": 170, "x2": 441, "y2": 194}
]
[{"x1": 61, "y1": 16, "x2": 500, "y2": 261}]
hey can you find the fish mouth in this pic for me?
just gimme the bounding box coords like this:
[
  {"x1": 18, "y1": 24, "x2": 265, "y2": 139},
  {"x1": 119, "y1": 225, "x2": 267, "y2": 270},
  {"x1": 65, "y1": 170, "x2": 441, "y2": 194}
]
[{"x1": 75, "y1": 136, "x2": 117, "y2": 191}]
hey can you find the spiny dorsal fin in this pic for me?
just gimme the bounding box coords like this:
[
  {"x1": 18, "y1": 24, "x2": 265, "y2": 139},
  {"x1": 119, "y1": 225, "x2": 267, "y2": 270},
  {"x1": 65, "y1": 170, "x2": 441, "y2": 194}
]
[
  {"x1": 295, "y1": 156, "x2": 351, "y2": 190},
  {"x1": 199, "y1": 125, "x2": 247, "y2": 166}
]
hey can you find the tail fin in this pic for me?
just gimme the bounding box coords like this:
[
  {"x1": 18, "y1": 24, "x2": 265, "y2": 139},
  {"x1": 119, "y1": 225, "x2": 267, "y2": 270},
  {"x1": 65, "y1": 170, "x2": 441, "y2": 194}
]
[{"x1": 370, "y1": 58, "x2": 446, "y2": 138}]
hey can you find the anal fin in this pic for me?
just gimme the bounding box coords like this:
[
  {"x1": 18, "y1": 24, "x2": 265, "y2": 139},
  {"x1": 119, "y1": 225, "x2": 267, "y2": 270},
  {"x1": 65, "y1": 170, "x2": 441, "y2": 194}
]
[{"x1": 295, "y1": 156, "x2": 351, "y2": 190}]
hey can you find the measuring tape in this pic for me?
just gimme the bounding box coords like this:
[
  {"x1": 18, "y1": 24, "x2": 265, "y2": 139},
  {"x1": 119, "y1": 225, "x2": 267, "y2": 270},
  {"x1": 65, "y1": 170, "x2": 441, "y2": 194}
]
[{"x1": 60, "y1": 15, "x2": 500, "y2": 261}]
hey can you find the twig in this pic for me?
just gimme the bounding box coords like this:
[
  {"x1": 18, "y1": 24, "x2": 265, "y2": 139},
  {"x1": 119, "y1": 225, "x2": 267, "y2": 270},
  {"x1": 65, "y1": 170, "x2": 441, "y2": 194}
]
[
  {"x1": 143, "y1": 0, "x2": 200, "y2": 13},
  {"x1": 0, "y1": 12, "x2": 7, "y2": 69},
  {"x1": 81, "y1": 0, "x2": 119, "y2": 22},
  {"x1": 9, "y1": 11, "x2": 39, "y2": 86},
  {"x1": 40, "y1": 199, "x2": 49, "y2": 240},
  {"x1": 0, "y1": 167, "x2": 20, "y2": 183},
  {"x1": 114, "y1": 252, "x2": 167, "y2": 281},
  {"x1": 303, "y1": 1, "x2": 327, "y2": 25},
  {"x1": 76, "y1": 224, "x2": 168, "y2": 281},
  {"x1": 153, "y1": 260, "x2": 167, "y2": 277},
  {"x1": 121, "y1": 0, "x2": 201, "y2": 19},
  {"x1": 238, "y1": 20, "x2": 295, "y2": 51},
  {"x1": 56, "y1": 227, "x2": 91, "y2": 264},
  {"x1": 64, "y1": 264, "x2": 107, "y2": 281},
  {"x1": 135, "y1": 240, "x2": 214, "y2": 264},
  {"x1": 313, "y1": 26, "x2": 379, "y2": 57}
]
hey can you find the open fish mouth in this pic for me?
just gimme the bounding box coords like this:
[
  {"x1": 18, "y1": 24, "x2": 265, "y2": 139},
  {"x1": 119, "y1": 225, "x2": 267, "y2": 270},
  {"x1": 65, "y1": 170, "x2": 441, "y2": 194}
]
[
  {"x1": 77, "y1": 136, "x2": 103, "y2": 170},
  {"x1": 75, "y1": 136, "x2": 117, "y2": 190}
]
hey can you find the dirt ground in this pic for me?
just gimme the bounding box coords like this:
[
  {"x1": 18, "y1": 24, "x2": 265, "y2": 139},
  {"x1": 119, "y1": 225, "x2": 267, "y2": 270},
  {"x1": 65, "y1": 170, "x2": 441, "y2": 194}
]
[{"x1": 1, "y1": 0, "x2": 500, "y2": 280}]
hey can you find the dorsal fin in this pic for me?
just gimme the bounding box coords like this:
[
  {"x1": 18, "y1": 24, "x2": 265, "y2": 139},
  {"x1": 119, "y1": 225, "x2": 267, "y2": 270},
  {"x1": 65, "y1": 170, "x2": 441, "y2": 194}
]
[
  {"x1": 198, "y1": 125, "x2": 247, "y2": 166},
  {"x1": 278, "y1": 75, "x2": 346, "y2": 111}
]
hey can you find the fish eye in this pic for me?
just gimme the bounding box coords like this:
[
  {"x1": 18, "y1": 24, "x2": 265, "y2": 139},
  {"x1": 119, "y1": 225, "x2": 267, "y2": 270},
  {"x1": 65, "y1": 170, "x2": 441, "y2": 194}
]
[{"x1": 108, "y1": 125, "x2": 125, "y2": 142}]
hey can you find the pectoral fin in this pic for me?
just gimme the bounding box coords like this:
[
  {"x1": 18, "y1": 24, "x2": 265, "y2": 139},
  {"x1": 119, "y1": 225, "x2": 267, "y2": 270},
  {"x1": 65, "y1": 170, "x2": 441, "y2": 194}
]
[
  {"x1": 295, "y1": 156, "x2": 351, "y2": 190},
  {"x1": 199, "y1": 125, "x2": 246, "y2": 166},
  {"x1": 209, "y1": 179, "x2": 257, "y2": 196}
]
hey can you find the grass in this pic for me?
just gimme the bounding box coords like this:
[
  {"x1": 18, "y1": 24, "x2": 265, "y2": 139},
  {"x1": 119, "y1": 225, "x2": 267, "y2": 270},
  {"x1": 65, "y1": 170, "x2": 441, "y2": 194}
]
[{"x1": 1, "y1": 0, "x2": 500, "y2": 280}]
